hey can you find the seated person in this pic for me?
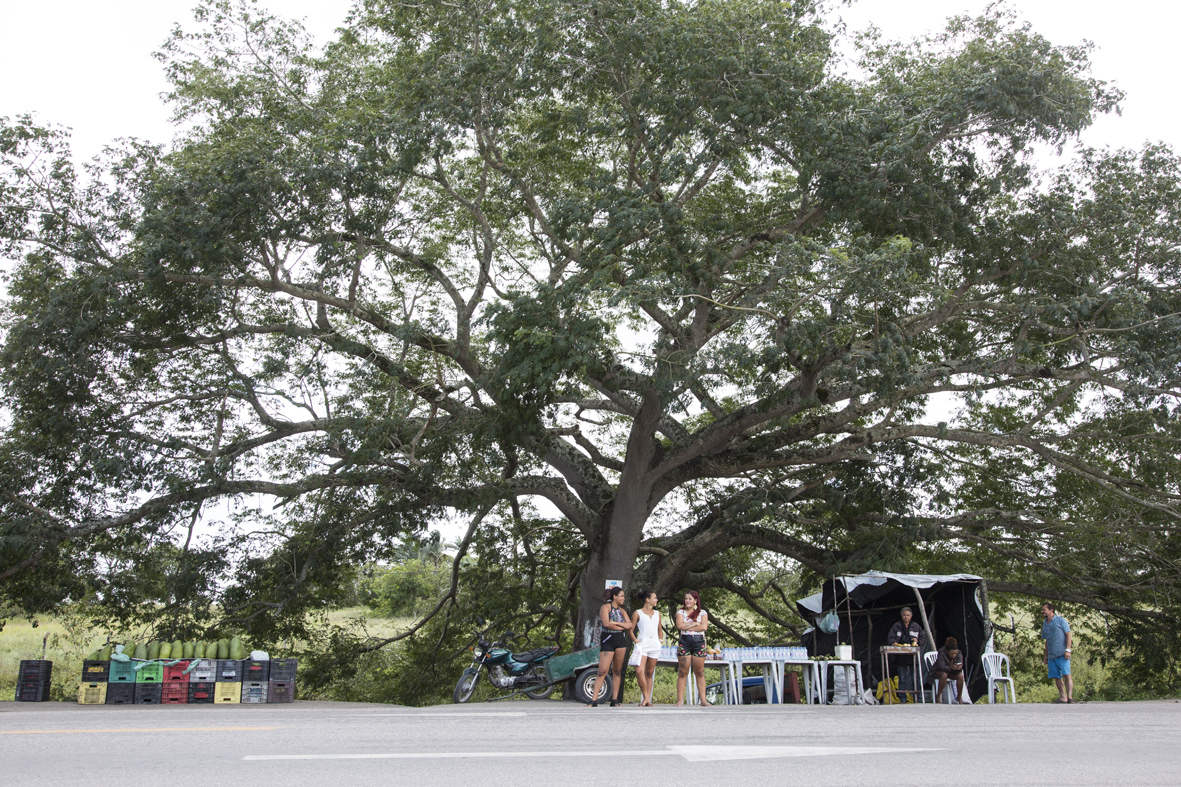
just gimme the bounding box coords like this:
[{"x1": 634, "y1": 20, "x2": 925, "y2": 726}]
[{"x1": 930, "y1": 636, "x2": 966, "y2": 704}]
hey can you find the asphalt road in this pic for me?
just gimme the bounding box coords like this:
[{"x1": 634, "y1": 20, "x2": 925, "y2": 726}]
[{"x1": 3, "y1": 698, "x2": 1179, "y2": 786}]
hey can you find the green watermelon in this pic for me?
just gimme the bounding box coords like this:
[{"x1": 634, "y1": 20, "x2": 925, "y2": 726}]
[
  {"x1": 158, "y1": 641, "x2": 172, "y2": 659},
  {"x1": 217, "y1": 639, "x2": 229, "y2": 659},
  {"x1": 99, "y1": 645, "x2": 113, "y2": 661},
  {"x1": 172, "y1": 640, "x2": 183, "y2": 659},
  {"x1": 182, "y1": 641, "x2": 194, "y2": 659},
  {"x1": 229, "y1": 637, "x2": 245, "y2": 660},
  {"x1": 133, "y1": 642, "x2": 147, "y2": 660},
  {"x1": 147, "y1": 641, "x2": 160, "y2": 660},
  {"x1": 194, "y1": 641, "x2": 206, "y2": 658}
]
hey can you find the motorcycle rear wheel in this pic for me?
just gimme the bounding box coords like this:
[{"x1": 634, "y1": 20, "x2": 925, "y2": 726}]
[
  {"x1": 523, "y1": 664, "x2": 555, "y2": 700},
  {"x1": 453, "y1": 670, "x2": 480, "y2": 704}
]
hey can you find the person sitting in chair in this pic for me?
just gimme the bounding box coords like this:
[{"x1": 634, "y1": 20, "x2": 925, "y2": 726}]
[{"x1": 930, "y1": 636, "x2": 966, "y2": 704}]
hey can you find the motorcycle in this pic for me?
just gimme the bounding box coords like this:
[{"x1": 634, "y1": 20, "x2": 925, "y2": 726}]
[
  {"x1": 453, "y1": 618, "x2": 611, "y2": 704},
  {"x1": 453, "y1": 621, "x2": 558, "y2": 703}
]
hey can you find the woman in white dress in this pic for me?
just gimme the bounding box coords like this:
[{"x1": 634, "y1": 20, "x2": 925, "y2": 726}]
[{"x1": 630, "y1": 589, "x2": 663, "y2": 706}]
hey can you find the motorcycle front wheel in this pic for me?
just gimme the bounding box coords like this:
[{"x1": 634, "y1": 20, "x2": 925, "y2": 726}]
[
  {"x1": 453, "y1": 669, "x2": 481, "y2": 704},
  {"x1": 523, "y1": 664, "x2": 555, "y2": 700}
]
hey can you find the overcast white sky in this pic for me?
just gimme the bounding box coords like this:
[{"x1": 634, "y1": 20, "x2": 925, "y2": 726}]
[{"x1": 1, "y1": 0, "x2": 1178, "y2": 161}]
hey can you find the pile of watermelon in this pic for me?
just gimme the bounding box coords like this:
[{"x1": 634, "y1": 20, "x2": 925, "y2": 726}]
[{"x1": 86, "y1": 637, "x2": 250, "y2": 661}]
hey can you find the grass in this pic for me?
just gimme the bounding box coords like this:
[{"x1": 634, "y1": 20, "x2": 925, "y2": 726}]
[
  {"x1": 0, "y1": 606, "x2": 412, "y2": 703},
  {"x1": 0, "y1": 615, "x2": 96, "y2": 702}
]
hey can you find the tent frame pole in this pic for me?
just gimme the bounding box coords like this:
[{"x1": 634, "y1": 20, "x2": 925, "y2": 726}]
[{"x1": 912, "y1": 587, "x2": 937, "y2": 652}]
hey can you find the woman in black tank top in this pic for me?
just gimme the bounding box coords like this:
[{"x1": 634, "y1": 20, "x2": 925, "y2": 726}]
[{"x1": 588, "y1": 586, "x2": 634, "y2": 707}]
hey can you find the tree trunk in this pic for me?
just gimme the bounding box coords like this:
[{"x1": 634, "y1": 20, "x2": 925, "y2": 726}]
[{"x1": 574, "y1": 485, "x2": 652, "y2": 650}]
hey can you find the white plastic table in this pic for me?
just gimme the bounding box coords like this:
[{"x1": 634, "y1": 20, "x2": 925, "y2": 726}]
[
  {"x1": 818, "y1": 659, "x2": 865, "y2": 705},
  {"x1": 724, "y1": 658, "x2": 821, "y2": 705},
  {"x1": 778, "y1": 658, "x2": 822, "y2": 705},
  {"x1": 651, "y1": 657, "x2": 736, "y2": 705},
  {"x1": 724, "y1": 658, "x2": 776, "y2": 706}
]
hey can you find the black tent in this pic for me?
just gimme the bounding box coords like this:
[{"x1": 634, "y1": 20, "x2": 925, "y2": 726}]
[{"x1": 797, "y1": 572, "x2": 990, "y2": 702}]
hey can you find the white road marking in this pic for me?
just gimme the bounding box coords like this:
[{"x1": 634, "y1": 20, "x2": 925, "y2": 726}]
[{"x1": 245, "y1": 745, "x2": 939, "y2": 762}]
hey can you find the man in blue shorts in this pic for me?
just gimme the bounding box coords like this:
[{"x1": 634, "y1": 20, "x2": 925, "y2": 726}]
[{"x1": 1040, "y1": 603, "x2": 1075, "y2": 703}]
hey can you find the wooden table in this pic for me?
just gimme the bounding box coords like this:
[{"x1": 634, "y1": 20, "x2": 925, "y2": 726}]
[{"x1": 879, "y1": 645, "x2": 924, "y2": 703}]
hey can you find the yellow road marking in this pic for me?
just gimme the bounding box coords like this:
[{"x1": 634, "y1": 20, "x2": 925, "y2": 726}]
[{"x1": 0, "y1": 726, "x2": 280, "y2": 735}]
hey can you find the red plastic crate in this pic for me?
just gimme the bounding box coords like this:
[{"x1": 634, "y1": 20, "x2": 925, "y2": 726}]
[{"x1": 162, "y1": 660, "x2": 192, "y2": 682}]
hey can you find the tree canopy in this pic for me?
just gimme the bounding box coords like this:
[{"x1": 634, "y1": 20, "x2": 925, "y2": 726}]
[{"x1": 2, "y1": 0, "x2": 1179, "y2": 691}]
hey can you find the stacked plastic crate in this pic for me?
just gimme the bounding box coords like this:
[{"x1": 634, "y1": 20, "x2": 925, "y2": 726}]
[
  {"x1": 214, "y1": 658, "x2": 243, "y2": 703},
  {"x1": 62, "y1": 656, "x2": 298, "y2": 706},
  {"x1": 241, "y1": 659, "x2": 269, "y2": 703},
  {"x1": 268, "y1": 659, "x2": 297, "y2": 703},
  {"x1": 106, "y1": 658, "x2": 136, "y2": 704},
  {"x1": 16, "y1": 660, "x2": 53, "y2": 702},
  {"x1": 188, "y1": 658, "x2": 216, "y2": 704},
  {"x1": 160, "y1": 659, "x2": 191, "y2": 704},
  {"x1": 134, "y1": 660, "x2": 164, "y2": 704},
  {"x1": 78, "y1": 659, "x2": 109, "y2": 704}
]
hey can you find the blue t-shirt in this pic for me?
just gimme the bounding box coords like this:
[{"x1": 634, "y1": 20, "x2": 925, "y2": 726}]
[{"x1": 1041, "y1": 615, "x2": 1071, "y2": 658}]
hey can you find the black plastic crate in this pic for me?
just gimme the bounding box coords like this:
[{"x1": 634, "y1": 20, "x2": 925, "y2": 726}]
[
  {"x1": 241, "y1": 659, "x2": 269, "y2": 682},
  {"x1": 18, "y1": 660, "x2": 53, "y2": 682},
  {"x1": 15, "y1": 682, "x2": 50, "y2": 702},
  {"x1": 268, "y1": 659, "x2": 297, "y2": 682},
  {"x1": 134, "y1": 684, "x2": 163, "y2": 704},
  {"x1": 188, "y1": 681, "x2": 216, "y2": 704},
  {"x1": 81, "y1": 660, "x2": 110, "y2": 682},
  {"x1": 267, "y1": 680, "x2": 294, "y2": 703},
  {"x1": 215, "y1": 659, "x2": 243, "y2": 682},
  {"x1": 106, "y1": 683, "x2": 135, "y2": 705}
]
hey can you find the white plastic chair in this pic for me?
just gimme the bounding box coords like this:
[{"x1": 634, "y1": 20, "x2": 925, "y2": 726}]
[
  {"x1": 981, "y1": 652, "x2": 1016, "y2": 704},
  {"x1": 924, "y1": 651, "x2": 956, "y2": 704}
]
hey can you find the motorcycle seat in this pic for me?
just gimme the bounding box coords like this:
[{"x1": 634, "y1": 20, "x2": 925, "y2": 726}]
[{"x1": 512, "y1": 646, "x2": 559, "y2": 663}]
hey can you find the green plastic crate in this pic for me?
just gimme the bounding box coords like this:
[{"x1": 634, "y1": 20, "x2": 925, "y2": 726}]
[
  {"x1": 108, "y1": 660, "x2": 137, "y2": 683},
  {"x1": 544, "y1": 647, "x2": 601, "y2": 683},
  {"x1": 135, "y1": 661, "x2": 163, "y2": 683}
]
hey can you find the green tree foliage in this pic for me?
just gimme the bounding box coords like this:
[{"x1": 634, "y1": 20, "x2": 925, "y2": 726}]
[{"x1": 2, "y1": 0, "x2": 1179, "y2": 692}]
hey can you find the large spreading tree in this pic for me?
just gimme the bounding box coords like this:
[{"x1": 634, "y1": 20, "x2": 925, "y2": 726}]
[{"x1": 2, "y1": 0, "x2": 1179, "y2": 684}]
